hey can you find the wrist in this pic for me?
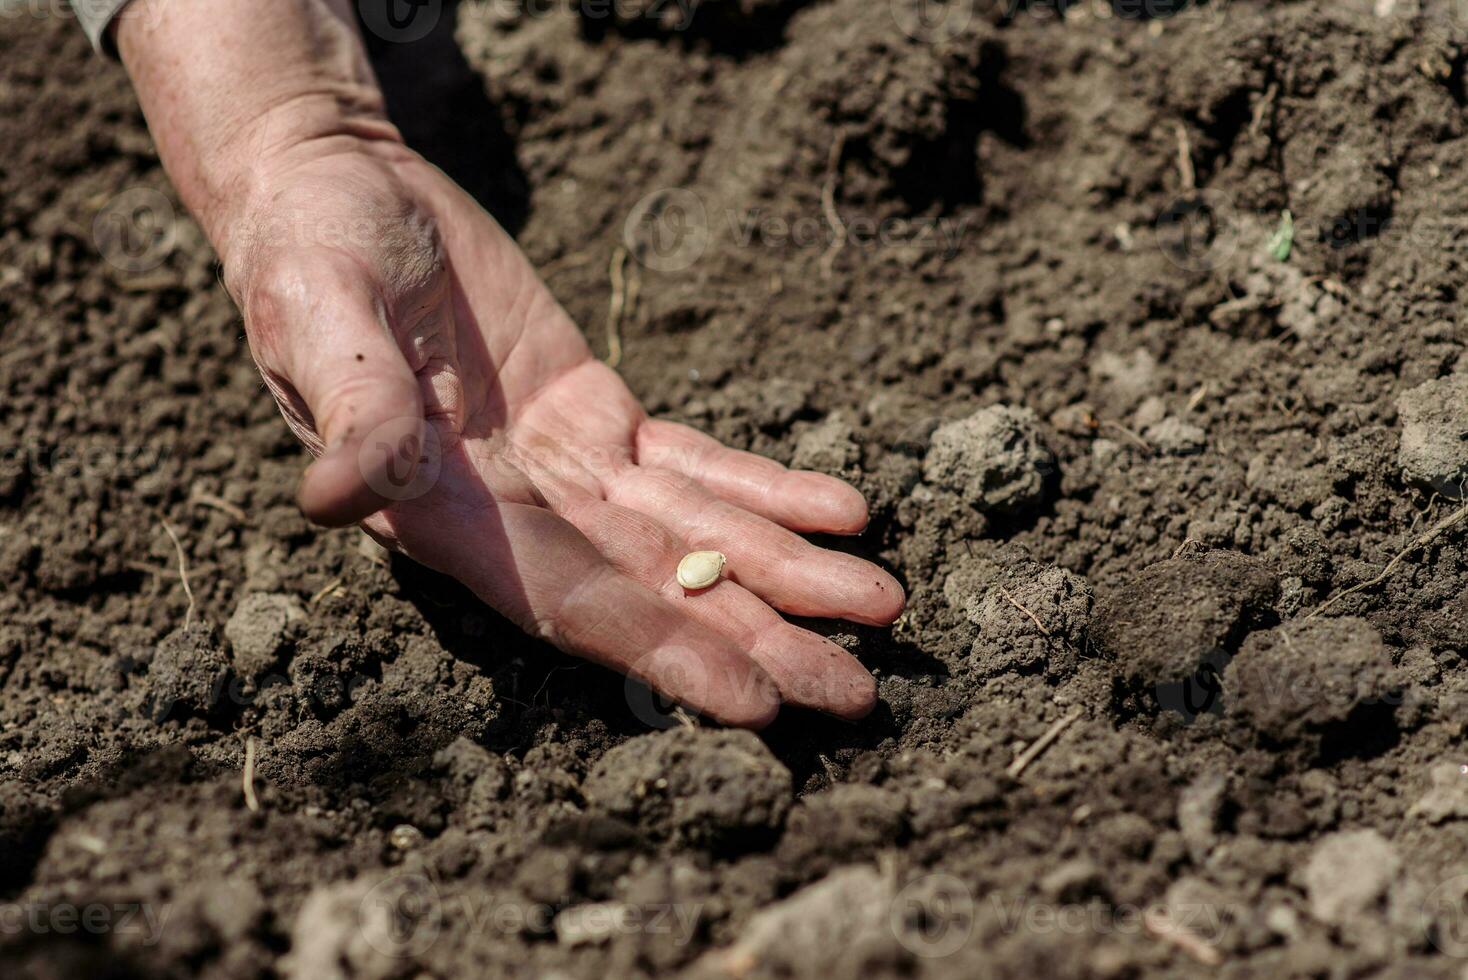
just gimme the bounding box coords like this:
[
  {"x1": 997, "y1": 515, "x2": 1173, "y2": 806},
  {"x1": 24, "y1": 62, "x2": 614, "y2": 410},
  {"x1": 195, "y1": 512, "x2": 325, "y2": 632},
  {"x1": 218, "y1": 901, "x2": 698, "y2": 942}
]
[
  {"x1": 114, "y1": 0, "x2": 400, "y2": 266},
  {"x1": 205, "y1": 96, "x2": 406, "y2": 272}
]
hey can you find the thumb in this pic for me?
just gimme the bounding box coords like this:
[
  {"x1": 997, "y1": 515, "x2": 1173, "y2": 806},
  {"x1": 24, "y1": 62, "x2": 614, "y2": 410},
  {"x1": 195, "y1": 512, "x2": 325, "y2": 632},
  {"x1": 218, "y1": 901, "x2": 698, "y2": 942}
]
[{"x1": 246, "y1": 258, "x2": 432, "y2": 527}]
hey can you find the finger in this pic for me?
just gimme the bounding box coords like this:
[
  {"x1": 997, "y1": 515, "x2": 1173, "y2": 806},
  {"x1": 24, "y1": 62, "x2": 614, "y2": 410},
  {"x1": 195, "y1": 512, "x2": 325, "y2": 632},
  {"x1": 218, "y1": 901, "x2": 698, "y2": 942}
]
[
  {"x1": 637, "y1": 419, "x2": 869, "y2": 534},
  {"x1": 560, "y1": 495, "x2": 877, "y2": 719},
  {"x1": 245, "y1": 254, "x2": 427, "y2": 527},
  {"x1": 610, "y1": 467, "x2": 905, "y2": 626},
  {"x1": 383, "y1": 492, "x2": 781, "y2": 728}
]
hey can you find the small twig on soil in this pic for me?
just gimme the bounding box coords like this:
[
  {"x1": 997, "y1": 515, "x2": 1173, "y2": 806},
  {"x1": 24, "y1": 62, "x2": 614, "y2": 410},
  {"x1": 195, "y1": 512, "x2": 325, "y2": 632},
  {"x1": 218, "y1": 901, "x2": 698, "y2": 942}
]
[
  {"x1": 1172, "y1": 538, "x2": 1204, "y2": 559},
  {"x1": 1144, "y1": 907, "x2": 1222, "y2": 966},
  {"x1": 310, "y1": 576, "x2": 345, "y2": 606},
  {"x1": 1409, "y1": 492, "x2": 1443, "y2": 537},
  {"x1": 242, "y1": 736, "x2": 260, "y2": 813},
  {"x1": 627, "y1": 256, "x2": 641, "y2": 322},
  {"x1": 1249, "y1": 82, "x2": 1279, "y2": 137},
  {"x1": 818, "y1": 129, "x2": 848, "y2": 279},
  {"x1": 538, "y1": 248, "x2": 596, "y2": 279},
  {"x1": 1006, "y1": 708, "x2": 1082, "y2": 779},
  {"x1": 1308, "y1": 501, "x2": 1468, "y2": 619},
  {"x1": 1101, "y1": 420, "x2": 1152, "y2": 455},
  {"x1": 115, "y1": 271, "x2": 178, "y2": 293},
  {"x1": 1173, "y1": 122, "x2": 1196, "y2": 192},
  {"x1": 125, "y1": 560, "x2": 166, "y2": 581},
  {"x1": 189, "y1": 486, "x2": 246, "y2": 523},
  {"x1": 1208, "y1": 294, "x2": 1265, "y2": 327},
  {"x1": 606, "y1": 246, "x2": 629, "y2": 368},
  {"x1": 531, "y1": 665, "x2": 580, "y2": 707},
  {"x1": 1186, "y1": 382, "x2": 1209, "y2": 412},
  {"x1": 158, "y1": 517, "x2": 195, "y2": 630},
  {"x1": 997, "y1": 585, "x2": 1051, "y2": 637}
]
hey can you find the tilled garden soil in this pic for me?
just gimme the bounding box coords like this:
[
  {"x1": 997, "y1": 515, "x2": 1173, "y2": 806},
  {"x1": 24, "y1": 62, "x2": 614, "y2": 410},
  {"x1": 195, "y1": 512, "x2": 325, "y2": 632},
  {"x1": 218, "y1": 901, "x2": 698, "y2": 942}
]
[{"x1": 5, "y1": 1, "x2": 1468, "y2": 977}]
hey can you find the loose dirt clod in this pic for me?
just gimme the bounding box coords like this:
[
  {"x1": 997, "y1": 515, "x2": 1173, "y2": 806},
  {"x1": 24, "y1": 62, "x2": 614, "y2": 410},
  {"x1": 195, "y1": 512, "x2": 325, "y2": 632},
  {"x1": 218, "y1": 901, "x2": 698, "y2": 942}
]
[
  {"x1": 582, "y1": 728, "x2": 791, "y2": 849},
  {"x1": 997, "y1": 585, "x2": 1051, "y2": 637},
  {"x1": 1407, "y1": 763, "x2": 1468, "y2": 824},
  {"x1": 1225, "y1": 617, "x2": 1401, "y2": 752},
  {"x1": 778, "y1": 784, "x2": 906, "y2": 870},
  {"x1": 225, "y1": 592, "x2": 305, "y2": 677},
  {"x1": 697, "y1": 866, "x2": 896, "y2": 977},
  {"x1": 146, "y1": 625, "x2": 230, "y2": 721},
  {"x1": 949, "y1": 549, "x2": 1093, "y2": 679},
  {"x1": 1302, "y1": 829, "x2": 1400, "y2": 926},
  {"x1": 790, "y1": 414, "x2": 860, "y2": 475},
  {"x1": 923, "y1": 405, "x2": 1055, "y2": 515},
  {"x1": 1142, "y1": 416, "x2": 1206, "y2": 455},
  {"x1": 1090, "y1": 550, "x2": 1278, "y2": 688},
  {"x1": 1177, "y1": 772, "x2": 1228, "y2": 865},
  {"x1": 1396, "y1": 373, "x2": 1468, "y2": 498},
  {"x1": 280, "y1": 876, "x2": 411, "y2": 980}
]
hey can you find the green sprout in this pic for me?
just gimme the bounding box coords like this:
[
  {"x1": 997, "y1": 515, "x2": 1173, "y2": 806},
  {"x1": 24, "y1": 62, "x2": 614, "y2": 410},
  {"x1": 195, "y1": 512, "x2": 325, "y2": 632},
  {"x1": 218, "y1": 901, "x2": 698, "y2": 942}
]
[{"x1": 1267, "y1": 209, "x2": 1294, "y2": 262}]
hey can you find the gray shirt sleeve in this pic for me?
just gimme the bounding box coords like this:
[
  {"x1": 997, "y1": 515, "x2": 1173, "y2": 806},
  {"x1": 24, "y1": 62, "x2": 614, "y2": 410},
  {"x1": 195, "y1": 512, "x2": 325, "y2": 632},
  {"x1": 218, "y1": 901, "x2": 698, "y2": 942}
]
[{"x1": 72, "y1": 0, "x2": 137, "y2": 56}]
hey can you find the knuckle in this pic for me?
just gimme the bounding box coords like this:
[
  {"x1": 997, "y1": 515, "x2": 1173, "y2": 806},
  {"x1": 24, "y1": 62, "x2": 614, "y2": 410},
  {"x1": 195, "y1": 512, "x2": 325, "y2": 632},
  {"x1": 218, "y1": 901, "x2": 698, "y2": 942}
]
[
  {"x1": 244, "y1": 250, "x2": 359, "y2": 326},
  {"x1": 312, "y1": 373, "x2": 412, "y2": 444}
]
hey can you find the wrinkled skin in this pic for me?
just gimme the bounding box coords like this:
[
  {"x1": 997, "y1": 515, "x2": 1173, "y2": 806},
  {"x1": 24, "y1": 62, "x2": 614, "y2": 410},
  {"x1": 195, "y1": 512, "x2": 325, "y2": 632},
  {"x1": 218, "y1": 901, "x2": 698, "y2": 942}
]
[
  {"x1": 116, "y1": 0, "x2": 903, "y2": 727},
  {"x1": 229, "y1": 139, "x2": 905, "y2": 727}
]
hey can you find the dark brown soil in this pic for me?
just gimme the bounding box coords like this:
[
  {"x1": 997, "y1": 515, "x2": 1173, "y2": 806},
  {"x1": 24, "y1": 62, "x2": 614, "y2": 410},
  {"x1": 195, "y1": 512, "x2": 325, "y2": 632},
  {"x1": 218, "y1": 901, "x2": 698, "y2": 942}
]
[{"x1": 5, "y1": 1, "x2": 1468, "y2": 976}]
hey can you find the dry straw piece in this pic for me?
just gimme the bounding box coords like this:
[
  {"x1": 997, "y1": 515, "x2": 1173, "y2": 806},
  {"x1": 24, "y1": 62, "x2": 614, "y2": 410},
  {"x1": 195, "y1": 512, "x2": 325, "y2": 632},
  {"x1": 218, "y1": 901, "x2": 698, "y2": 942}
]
[{"x1": 677, "y1": 551, "x2": 726, "y2": 590}]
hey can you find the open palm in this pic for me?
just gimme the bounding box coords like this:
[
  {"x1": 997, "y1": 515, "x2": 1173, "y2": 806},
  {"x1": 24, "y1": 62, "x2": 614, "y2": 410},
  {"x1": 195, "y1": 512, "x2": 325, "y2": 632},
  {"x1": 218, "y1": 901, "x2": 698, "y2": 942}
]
[{"x1": 231, "y1": 139, "x2": 904, "y2": 727}]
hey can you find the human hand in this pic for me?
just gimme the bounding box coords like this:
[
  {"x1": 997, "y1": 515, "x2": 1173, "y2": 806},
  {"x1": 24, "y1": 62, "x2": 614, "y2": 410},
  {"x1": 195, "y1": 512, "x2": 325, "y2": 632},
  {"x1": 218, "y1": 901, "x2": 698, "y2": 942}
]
[
  {"x1": 115, "y1": 0, "x2": 903, "y2": 728},
  {"x1": 227, "y1": 137, "x2": 904, "y2": 727}
]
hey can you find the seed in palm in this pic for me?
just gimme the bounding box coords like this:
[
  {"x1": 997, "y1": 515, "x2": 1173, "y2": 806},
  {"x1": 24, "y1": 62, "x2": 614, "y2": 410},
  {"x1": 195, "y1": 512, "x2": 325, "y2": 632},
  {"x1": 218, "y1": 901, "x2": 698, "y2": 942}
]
[{"x1": 676, "y1": 551, "x2": 726, "y2": 590}]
